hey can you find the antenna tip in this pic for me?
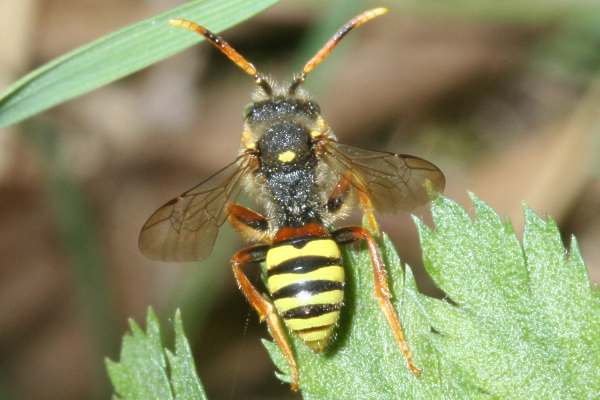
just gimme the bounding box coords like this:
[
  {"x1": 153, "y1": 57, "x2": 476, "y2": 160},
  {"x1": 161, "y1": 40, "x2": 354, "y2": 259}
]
[
  {"x1": 169, "y1": 18, "x2": 186, "y2": 28},
  {"x1": 370, "y1": 7, "x2": 389, "y2": 17}
]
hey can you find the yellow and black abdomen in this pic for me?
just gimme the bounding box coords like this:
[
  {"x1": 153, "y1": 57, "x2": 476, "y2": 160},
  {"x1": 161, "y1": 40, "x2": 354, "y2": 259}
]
[{"x1": 266, "y1": 237, "x2": 344, "y2": 352}]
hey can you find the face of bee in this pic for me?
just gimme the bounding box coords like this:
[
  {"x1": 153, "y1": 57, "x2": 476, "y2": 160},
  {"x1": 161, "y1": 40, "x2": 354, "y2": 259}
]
[
  {"x1": 244, "y1": 98, "x2": 321, "y2": 124},
  {"x1": 243, "y1": 96, "x2": 321, "y2": 173}
]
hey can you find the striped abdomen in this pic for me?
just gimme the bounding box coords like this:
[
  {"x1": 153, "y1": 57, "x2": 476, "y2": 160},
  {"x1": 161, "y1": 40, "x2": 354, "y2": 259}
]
[{"x1": 266, "y1": 237, "x2": 344, "y2": 352}]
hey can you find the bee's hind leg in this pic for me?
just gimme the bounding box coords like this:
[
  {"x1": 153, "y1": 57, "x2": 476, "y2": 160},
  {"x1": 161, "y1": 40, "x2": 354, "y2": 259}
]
[
  {"x1": 332, "y1": 226, "x2": 420, "y2": 376},
  {"x1": 231, "y1": 246, "x2": 300, "y2": 391}
]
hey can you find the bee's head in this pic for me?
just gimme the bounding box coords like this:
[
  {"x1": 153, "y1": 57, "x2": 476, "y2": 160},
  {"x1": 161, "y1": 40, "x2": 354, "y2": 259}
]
[
  {"x1": 170, "y1": 8, "x2": 387, "y2": 170},
  {"x1": 243, "y1": 97, "x2": 320, "y2": 124}
]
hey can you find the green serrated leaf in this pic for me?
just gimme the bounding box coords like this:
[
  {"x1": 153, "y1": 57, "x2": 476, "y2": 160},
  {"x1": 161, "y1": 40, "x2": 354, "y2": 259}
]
[
  {"x1": 0, "y1": 0, "x2": 279, "y2": 128},
  {"x1": 165, "y1": 310, "x2": 206, "y2": 400},
  {"x1": 106, "y1": 309, "x2": 173, "y2": 400},
  {"x1": 107, "y1": 308, "x2": 207, "y2": 400},
  {"x1": 420, "y1": 195, "x2": 600, "y2": 399},
  {"x1": 263, "y1": 195, "x2": 599, "y2": 399}
]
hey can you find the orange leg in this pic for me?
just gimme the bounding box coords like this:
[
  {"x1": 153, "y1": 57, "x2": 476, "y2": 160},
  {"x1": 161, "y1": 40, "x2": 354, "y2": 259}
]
[
  {"x1": 333, "y1": 227, "x2": 420, "y2": 376},
  {"x1": 231, "y1": 247, "x2": 300, "y2": 391},
  {"x1": 227, "y1": 203, "x2": 270, "y2": 243},
  {"x1": 355, "y1": 188, "x2": 380, "y2": 236},
  {"x1": 326, "y1": 173, "x2": 352, "y2": 215},
  {"x1": 327, "y1": 172, "x2": 380, "y2": 235}
]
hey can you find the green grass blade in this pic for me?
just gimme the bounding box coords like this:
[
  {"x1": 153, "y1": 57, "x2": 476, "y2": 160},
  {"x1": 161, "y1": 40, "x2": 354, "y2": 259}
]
[{"x1": 0, "y1": 0, "x2": 279, "y2": 128}]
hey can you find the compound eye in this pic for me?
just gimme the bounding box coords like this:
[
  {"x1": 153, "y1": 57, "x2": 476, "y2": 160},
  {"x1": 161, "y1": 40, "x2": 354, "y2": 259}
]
[
  {"x1": 242, "y1": 103, "x2": 254, "y2": 119},
  {"x1": 305, "y1": 100, "x2": 321, "y2": 115}
]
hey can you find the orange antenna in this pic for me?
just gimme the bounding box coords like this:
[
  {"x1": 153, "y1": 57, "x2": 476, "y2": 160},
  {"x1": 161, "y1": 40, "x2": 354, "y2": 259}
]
[
  {"x1": 169, "y1": 19, "x2": 272, "y2": 95},
  {"x1": 289, "y1": 7, "x2": 388, "y2": 94}
]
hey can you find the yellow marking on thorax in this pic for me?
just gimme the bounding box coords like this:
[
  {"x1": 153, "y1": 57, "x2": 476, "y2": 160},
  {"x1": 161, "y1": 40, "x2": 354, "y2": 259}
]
[
  {"x1": 267, "y1": 239, "x2": 340, "y2": 268},
  {"x1": 285, "y1": 311, "x2": 340, "y2": 331},
  {"x1": 267, "y1": 266, "x2": 344, "y2": 294},
  {"x1": 241, "y1": 131, "x2": 256, "y2": 149},
  {"x1": 278, "y1": 150, "x2": 296, "y2": 163},
  {"x1": 274, "y1": 289, "x2": 344, "y2": 313},
  {"x1": 316, "y1": 116, "x2": 327, "y2": 131}
]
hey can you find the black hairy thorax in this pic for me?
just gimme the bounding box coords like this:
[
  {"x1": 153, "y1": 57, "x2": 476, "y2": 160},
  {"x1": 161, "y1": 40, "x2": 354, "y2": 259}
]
[{"x1": 254, "y1": 106, "x2": 323, "y2": 228}]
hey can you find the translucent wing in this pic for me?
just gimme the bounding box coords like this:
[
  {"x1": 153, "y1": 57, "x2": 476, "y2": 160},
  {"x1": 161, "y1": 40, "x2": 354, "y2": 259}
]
[
  {"x1": 139, "y1": 155, "x2": 251, "y2": 262},
  {"x1": 322, "y1": 141, "x2": 445, "y2": 213}
]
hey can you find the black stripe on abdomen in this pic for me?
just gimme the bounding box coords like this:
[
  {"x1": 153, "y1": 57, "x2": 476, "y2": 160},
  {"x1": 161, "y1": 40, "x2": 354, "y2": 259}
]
[
  {"x1": 267, "y1": 256, "x2": 340, "y2": 277},
  {"x1": 282, "y1": 303, "x2": 342, "y2": 319},
  {"x1": 271, "y1": 280, "x2": 343, "y2": 300}
]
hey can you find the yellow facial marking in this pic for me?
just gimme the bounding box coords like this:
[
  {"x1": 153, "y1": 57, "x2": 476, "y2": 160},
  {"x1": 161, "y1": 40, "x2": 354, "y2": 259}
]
[
  {"x1": 267, "y1": 266, "x2": 344, "y2": 293},
  {"x1": 267, "y1": 239, "x2": 340, "y2": 268},
  {"x1": 278, "y1": 150, "x2": 296, "y2": 163},
  {"x1": 316, "y1": 116, "x2": 326, "y2": 131},
  {"x1": 310, "y1": 130, "x2": 322, "y2": 139}
]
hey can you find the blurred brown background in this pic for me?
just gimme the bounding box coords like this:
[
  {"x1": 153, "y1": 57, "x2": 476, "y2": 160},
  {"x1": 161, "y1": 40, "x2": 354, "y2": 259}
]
[{"x1": 1, "y1": 0, "x2": 599, "y2": 399}]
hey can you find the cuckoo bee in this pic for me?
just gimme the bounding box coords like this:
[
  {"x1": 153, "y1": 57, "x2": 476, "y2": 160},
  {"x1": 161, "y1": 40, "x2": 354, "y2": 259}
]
[{"x1": 139, "y1": 7, "x2": 445, "y2": 391}]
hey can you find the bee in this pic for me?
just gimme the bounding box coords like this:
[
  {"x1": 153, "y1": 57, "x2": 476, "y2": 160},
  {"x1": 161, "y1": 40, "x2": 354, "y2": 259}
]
[{"x1": 139, "y1": 7, "x2": 444, "y2": 391}]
